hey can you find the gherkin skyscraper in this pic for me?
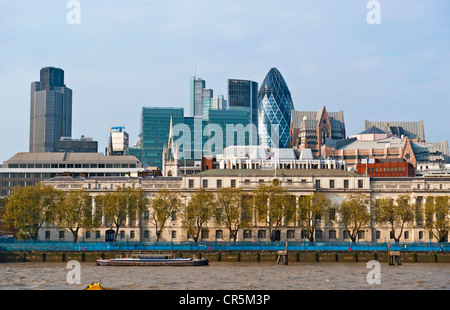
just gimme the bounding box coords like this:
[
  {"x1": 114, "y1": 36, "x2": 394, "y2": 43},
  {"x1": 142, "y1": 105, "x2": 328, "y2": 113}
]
[{"x1": 257, "y1": 68, "x2": 294, "y2": 148}]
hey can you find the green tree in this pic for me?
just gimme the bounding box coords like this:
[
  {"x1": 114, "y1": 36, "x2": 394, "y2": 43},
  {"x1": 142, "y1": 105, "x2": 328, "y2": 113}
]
[
  {"x1": 149, "y1": 188, "x2": 182, "y2": 242},
  {"x1": 253, "y1": 183, "x2": 295, "y2": 241},
  {"x1": 297, "y1": 192, "x2": 332, "y2": 242},
  {"x1": 2, "y1": 184, "x2": 62, "y2": 240},
  {"x1": 55, "y1": 189, "x2": 98, "y2": 242},
  {"x1": 96, "y1": 187, "x2": 148, "y2": 241},
  {"x1": 215, "y1": 187, "x2": 253, "y2": 241},
  {"x1": 182, "y1": 188, "x2": 215, "y2": 242},
  {"x1": 374, "y1": 195, "x2": 415, "y2": 243},
  {"x1": 425, "y1": 196, "x2": 450, "y2": 242},
  {"x1": 338, "y1": 193, "x2": 371, "y2": 242}
]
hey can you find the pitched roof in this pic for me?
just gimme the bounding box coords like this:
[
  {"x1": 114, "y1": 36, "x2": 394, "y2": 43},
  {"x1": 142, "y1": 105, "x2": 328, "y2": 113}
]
[{"x1": 364, "y1": 120, "x2": 425, "y2": 141}]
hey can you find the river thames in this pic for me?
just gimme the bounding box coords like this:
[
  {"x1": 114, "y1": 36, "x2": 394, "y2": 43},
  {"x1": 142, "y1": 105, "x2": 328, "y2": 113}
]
[{"x1": 0, "y1": 261, "x2": 449, "y2": 290}]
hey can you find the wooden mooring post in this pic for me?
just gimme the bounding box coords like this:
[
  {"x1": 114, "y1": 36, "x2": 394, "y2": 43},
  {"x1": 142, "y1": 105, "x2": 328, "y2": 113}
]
[
  {"x1": 277, "y1": 241, "x2": 288, "y2": 265},
  {"x1": 388, "y1": 242, "x2": 402, "y2": 266}
]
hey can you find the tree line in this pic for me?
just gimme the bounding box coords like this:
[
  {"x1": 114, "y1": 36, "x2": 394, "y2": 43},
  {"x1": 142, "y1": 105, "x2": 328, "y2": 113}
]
[{"x1": 2, "y1": 183, "x2": 449, "y2": 243}]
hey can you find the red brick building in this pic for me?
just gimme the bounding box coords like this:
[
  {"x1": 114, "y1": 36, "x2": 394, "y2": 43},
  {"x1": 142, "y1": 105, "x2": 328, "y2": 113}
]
[{"x1": 357, "y1": 158, "x2": 415, "y2": 177}]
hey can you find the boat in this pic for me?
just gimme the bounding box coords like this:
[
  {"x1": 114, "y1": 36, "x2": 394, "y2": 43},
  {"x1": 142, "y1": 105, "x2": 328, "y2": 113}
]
[{"x1": 96, "y1": 255, "x2": 209, "y2": 267}]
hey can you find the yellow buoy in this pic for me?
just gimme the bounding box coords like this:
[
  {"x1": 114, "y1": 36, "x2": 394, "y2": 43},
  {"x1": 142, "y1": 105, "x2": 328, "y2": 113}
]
[{"x1": 84, "y1": 281, "x2": 105, "y2": 290}]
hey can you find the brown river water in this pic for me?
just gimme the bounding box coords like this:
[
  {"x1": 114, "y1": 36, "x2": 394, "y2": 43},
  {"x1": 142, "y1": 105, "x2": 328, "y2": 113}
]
[{"x1": 0, "y1": 262, "x2": 449, "y2": 290}]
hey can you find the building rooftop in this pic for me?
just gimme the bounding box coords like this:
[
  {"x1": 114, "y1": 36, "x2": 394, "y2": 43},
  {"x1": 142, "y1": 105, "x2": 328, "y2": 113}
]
[{"x1": 3, "y1": 152, "x2": 142, "y2": 165}]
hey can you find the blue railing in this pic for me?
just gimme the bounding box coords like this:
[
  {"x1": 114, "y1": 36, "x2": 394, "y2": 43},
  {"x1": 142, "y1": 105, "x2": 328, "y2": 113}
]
[{"x1": 0, "y1": 239, "x2": 449, "y2": 252}]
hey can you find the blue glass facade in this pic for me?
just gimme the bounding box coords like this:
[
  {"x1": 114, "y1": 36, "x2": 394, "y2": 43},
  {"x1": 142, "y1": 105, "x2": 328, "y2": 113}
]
[
  {"x1": 257, "y1": 68, "x2": 294, "y2": 148},
  {"x1": 127, "y1": 107, "x2": 252, "y2": 169}
]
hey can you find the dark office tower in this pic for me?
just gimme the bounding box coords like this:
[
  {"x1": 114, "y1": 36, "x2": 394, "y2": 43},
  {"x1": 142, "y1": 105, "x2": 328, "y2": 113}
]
[
  {"x1": 227, "y1": 79, "x2": 259, "y2": 144},
  {"x1": 257, "y1": 68, "x2": 294, "y2": 148},
  {"x1": 29, "y1": 67, "x2": 72, "y2": 153}
]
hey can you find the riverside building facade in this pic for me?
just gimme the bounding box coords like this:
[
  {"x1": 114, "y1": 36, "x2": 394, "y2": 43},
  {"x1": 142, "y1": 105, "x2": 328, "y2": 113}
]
[{"x1": 40, "y1": 169, "x2": 450, "y2": 244}]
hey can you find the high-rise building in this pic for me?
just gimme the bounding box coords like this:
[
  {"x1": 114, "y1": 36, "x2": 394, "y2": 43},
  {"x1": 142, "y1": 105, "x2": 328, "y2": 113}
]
[
  {"x1": 201, "y1": 88, "x2": 213, "y2": 120},
  {"x1": 227, "y1": 79, "x2": 259, "y2": 144},
  {"x1": 126, "y1": 107, "x2": 185, "y2": 169},
  {"x1": 107, "y1": 127, "x2": 129, "y2": 156},
  {"x1": 190, "y1": 77, "x2": 206, "y2": 117},
  {"x1": 29, "y1": 67, "x2": 72, "y2": 152},
  {"x1": 257, "y1": 68, "x2": 294, "y2": 148}
]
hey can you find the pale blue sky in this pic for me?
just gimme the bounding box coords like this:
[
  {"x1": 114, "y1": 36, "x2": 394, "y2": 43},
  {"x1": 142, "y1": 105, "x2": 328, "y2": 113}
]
[{"x1": 0, "y1": 0, "x2": 449, "y2": 161}]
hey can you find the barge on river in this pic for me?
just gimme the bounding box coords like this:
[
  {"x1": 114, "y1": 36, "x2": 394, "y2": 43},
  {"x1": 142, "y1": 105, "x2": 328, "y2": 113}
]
[{"x1": 96, "y1": 255, "x2": 209, "y2": 267}]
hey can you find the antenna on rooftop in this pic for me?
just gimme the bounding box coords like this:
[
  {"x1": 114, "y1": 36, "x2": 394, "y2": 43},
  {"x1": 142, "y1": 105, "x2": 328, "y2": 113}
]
[{"x1": 194, "y1": 57, "x2": 197, "y2": 77}]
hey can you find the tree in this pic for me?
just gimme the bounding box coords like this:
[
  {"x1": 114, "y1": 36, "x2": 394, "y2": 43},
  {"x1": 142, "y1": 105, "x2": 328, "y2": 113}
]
[
  {"x1": 425, "y1": 196, "x2": 450, "y2": 242},
  {"x1": 96, "y1": 187, "x2": 147, "y2": 241},
  {"x1": 253, "y1": 183, "x2": 295, "y2": 241},
  {"x1": 297, "y1": 192, "x2": 332, "y2": 242},
  {"x1": 338, "y1": 193, "x2": 371, "y2": 242},
  {"x1": 374, "y1": 195, "x2": 415, "y2": 242},
  {"x1": 215, "y1": 187, "x2": 253, "y2": 242},
  {"x1": 149, "y1": 188, "x2": 182, "y2": 242},
  {"x1": 55, "y1": 189, "x2": 98, "y2": 242},
  {"x1": 2, "y1": 184, "x2": 62, "y2": 240},
  {"x1": 182, "y1": 188, "x2": 215, "y2": 242}
]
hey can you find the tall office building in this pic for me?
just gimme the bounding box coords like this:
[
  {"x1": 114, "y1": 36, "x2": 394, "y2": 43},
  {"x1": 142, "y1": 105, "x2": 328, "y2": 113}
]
[
  {"x1": 190, "y1": 77, "x2": 205, "y2": 117},
  {"x1": 227, "y1": 79, "x2": 259, "y2": 144},
  {"x1": 29, "y1": 67, "x2": 72, "y2": 152},
  {"x1": 201, "y1": 88, "x2": 213, "y2": 120},
  {"x1": 257, "y1": 68, "x2": 294, "y2": 148}
]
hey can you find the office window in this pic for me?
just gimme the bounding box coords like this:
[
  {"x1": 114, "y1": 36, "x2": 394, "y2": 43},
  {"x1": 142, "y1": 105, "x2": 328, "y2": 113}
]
[
  {"x1": 329, "y1": 180, "x2": 335, "y2": 189},
  {"x1": 216, "y1": 230, "x2": 223, "y2": 239},
  {"x1": 216, "y1": 179, "x2": 222, "y2": 188},
  {"x1": 315, "y1": 180, "x2": 321, "y2": 189},
  {"x1": 171, "y1": 230, "x2": 177, "y2": 239},
  {"x1": 201, "y1": 230, "x2": 209, "y2": 239},
  {"x1": 257, "y1": 230, "x2": 266, "y2": 239},
  {"x1": 287, "y1": 230, "x2": 295, "y2": 239},
  {"x1": 358, "y1": 230, "x2": 365, "y2": 240},
  {"x1": 144, "y1": 230, "x2": 150, "y2": 239},
  {"x1": 59, "y1": 231, "x2": 65, "y2": 239},
  {"x1": 243, "y1": 230, "x2": 252, "y2": 239},
  {"x1": 188, "y1": 179, "x2": 194, "y2": 188},
  {"x1": 358, "y1": 180, "x2": 364, "y2": 189},
  {"x1": 231, "y1": 179, "x2": 236, "y2": 188},
  {"x1": 328, "y1": 230, "x2": 336, "y2": 239},
  {"x1": 404, "y1": 231, "x2": 409, "y2": 240},
  {"x1": 202, "y1": 179, "x2": 208, "y2": 188},
  {"x1": 171, "y1": 211, "x2": 177, "y2": 221},
  {"x1": 376, "y1": 231, "x2": 381, "y2": 240},
  {"x1": 45, "y1": 231, "x2": 51, "y2": 240},
  {"x1": 85, "y1": 231, "x2": 91, "y2": 239},
  {"x1": 344, "y1": 179, "x2": 349, "y2": 189},
  {"x1": 96, "y1": 230, "x2": 101, "y2": 239}
]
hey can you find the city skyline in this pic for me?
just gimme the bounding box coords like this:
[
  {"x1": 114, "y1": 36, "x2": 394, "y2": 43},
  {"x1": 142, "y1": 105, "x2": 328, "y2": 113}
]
[{"x1": 1, "y1": 1, "x2": 449, "y2": 162}]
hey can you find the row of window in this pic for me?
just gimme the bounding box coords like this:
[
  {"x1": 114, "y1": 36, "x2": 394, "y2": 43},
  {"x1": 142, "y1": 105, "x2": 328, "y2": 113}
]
[
  {"x1": 46, "y1": 229, "x2": 429, "y2": 241},
  {"x1": 7, "y1": 163, "x2": 137, "y2": 169},
  {"x1": 190, "y1": 179, "x2": 364, "y2": 189}
]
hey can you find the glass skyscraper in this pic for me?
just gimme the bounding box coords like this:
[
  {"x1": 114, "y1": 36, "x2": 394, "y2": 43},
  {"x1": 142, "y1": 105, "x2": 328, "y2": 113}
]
[
  {"x1": 29, "y1": 67, "x2": 72, "y2": 153},
  {"x1": 257, "y1": 68, "x2": 294, "y2": 148},
  {"x1": 227, "y1": 79, "x2": 259, "y2": 145}
]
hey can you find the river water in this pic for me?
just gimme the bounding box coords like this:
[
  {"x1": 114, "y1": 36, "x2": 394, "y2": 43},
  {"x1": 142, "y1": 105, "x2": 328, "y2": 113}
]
[{"x1": 0, "y1": 262, "x2": 449, "y2": 290}]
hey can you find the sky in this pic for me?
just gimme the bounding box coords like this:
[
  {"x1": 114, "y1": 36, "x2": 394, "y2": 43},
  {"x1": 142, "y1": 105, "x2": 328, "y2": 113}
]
[{"x1": 0, "y1": 0, "x2": 449, "y2": 162}]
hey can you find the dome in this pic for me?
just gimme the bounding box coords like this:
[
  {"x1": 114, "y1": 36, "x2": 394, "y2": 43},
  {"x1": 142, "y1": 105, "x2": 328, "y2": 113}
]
[{"x1": 258, "y1": 68, "x2": 295, "y2": 148}]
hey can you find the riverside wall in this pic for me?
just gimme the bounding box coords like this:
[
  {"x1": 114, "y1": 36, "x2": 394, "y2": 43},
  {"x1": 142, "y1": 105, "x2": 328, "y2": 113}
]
[{"x1": 1, "y1": 250, "x2": 450, "y2": 263}]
